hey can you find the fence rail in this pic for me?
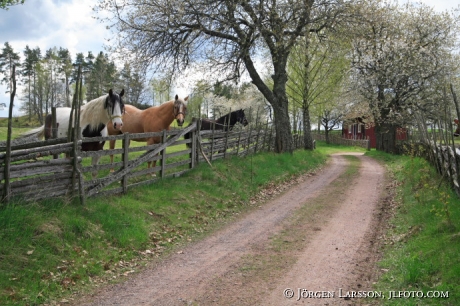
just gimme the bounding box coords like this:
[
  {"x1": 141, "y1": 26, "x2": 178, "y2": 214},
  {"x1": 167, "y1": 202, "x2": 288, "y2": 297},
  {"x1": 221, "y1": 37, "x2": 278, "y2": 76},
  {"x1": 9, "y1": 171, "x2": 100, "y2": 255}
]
[{"x1": 1, "y1": 120, "x2": 306, "y2": 204}]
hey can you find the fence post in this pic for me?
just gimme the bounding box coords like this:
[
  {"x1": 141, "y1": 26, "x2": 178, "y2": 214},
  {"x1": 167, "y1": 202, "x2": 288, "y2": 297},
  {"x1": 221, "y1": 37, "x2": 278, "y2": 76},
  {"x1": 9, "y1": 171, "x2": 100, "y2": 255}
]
[
  {"x1": 76, "y1": 139, "x2": 86, "y2": 205},
  {"x1": 210, "y1": 121, "x2": 216, "y2": 161},
  {"x1": 196, "y1": 119, "x2": 201, "y2": 165},
  {"x1": 190, "y1": 119, "x2": 196, "y2": 169},
  {"x1": 236, "y1": 128, "x2": 242, "y2": 155},
  {"x1": 71, "y1": 127, "x2": 80, "y2": 198},
  {"x1": 122, "y1": 132, "x2": 130, "y2": 193},
  {"x1": 2, "y1": 65, "x2": 16, "y2": 204},
  {"x1": 254, "y1": 123, "x2": 260, "y2": 154},
  {"x1": 160, "y1": 129, "x2": 167, "y2": 178},
  {"x1": 52, "y1": 107, "x2": 58, "y2": 159},
  {"x1": 262, "y1": 120, "x2": 268, "y2": 152},
  {"x1": 224, "y1": 117, "x2": 230, "y2": 159},
  {"x1": 246, "y1": 125, "x2": 253, "y2": 156}
]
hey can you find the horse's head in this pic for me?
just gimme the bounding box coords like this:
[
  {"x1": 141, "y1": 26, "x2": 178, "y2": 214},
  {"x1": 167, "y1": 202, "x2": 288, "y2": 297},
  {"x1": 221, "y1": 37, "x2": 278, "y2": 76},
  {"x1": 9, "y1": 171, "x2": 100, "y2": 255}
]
[
  {"x1": 173, "y1": 94, "x2": 188, "y2": 126},
  {"x1": 106, "y1": 89, "x2": 125, "y2": 130},
  {"x1": 236, "y1": 109, "x2": 249, "y2": 127}
]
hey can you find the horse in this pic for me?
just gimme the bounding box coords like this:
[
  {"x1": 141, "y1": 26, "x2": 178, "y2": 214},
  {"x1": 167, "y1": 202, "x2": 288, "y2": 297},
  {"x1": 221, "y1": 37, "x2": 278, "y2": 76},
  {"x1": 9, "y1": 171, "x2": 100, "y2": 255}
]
[
  {"x1": 19, "y1": 89, "x2": 125, "y2": 178},
  {"x1": 107, "y1": 94, "x2": 188, "y2": 172},
  {"x1": 184, "y1": 109, "x2": 249, "y2": 148}
]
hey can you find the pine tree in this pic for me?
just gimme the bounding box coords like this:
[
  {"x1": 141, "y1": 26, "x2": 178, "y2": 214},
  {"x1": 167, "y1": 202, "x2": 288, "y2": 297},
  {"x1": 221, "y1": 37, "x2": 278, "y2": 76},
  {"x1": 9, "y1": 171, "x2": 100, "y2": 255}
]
[
  {"x1": 58, "y1": 48, "x2": 72, "y2": 107},
  {"x1": 0, "y1": 42, "x2": 21, "y2": 95}
]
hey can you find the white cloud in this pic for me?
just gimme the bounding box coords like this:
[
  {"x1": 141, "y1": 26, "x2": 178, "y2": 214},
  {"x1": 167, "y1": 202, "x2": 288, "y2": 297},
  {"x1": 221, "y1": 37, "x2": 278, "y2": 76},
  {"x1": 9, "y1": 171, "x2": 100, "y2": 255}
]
[{"x1": 0, "y1": 0, "x2": 111, "y2": 117}]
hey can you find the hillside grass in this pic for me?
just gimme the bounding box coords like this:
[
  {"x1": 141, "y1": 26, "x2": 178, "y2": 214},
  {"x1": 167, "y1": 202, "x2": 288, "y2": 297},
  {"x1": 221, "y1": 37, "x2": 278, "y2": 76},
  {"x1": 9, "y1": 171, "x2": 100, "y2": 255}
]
[{"x1": 367, "y1": 150, "x2": 460, "y2": 305}]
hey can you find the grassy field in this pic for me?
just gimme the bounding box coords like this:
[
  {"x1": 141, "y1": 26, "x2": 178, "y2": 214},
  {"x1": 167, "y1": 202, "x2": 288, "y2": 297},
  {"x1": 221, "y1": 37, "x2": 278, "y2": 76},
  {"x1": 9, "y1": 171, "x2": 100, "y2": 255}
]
[{"x1": 367, "y1": 150, "x2": 460, "y2": 305}]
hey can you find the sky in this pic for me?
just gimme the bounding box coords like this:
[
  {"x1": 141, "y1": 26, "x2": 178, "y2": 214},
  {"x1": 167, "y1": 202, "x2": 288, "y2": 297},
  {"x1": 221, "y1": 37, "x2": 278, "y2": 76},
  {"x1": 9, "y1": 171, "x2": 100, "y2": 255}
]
[{"x1": 0, "y1": 0, "x2": 458, "y2": 118}]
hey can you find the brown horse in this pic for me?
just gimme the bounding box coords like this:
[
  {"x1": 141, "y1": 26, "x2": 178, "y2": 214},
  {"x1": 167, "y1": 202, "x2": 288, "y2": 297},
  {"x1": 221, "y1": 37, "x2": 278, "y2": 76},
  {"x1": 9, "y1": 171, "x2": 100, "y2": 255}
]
[{"x1": 107, "y1": 94, "x2": 188, "y2": 171}]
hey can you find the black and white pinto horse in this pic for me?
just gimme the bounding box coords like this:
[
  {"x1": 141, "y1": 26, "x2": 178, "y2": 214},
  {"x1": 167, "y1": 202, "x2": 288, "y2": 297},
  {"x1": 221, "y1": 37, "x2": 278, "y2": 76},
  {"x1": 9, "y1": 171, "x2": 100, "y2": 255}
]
[
  {"x1": 184, "y1": 109, "x2": 249, "y2": 148},
  {"x1": 20, "y1": 89, "x2": 125, "y2": 178}
]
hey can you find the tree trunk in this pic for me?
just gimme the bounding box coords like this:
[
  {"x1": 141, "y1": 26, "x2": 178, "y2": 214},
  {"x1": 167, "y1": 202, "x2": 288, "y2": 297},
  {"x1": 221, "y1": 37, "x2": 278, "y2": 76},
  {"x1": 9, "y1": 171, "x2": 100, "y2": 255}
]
[
  {"x1": 325, "y1": 127, "x2": 330, "y2": 144},
  {"x1": 28, "y1": 74, "x2": 32, "y2": 121},
  {"x1": 302, "y1": 102, "x2": 314, "y2": 150},
  {"x1": 272, "y1": 100, "x2": 293, "y2": 153},
  {"x1": 375, "y1": 122, "x2": 397, "y2": 153},
  {"x1": 450, "y1": 84, "x2": 460, "y2": 121}
]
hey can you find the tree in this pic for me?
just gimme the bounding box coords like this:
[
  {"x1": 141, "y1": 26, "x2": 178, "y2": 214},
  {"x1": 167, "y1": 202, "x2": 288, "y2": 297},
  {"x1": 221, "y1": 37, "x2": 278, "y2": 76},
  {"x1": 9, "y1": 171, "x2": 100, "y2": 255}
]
[
  {"x1": 0, "y1": 0, "x2": 24, "y2": 9},
  {"x1": 96, "y1": 0, "x2": 344, "y2": 153},
  {"x1": 286, "y1": 31, "x2": 349, "y2": 150},
  {"x1": 187, "y1": 79, "x2": 210, "y2": 119},
  {"x1": 150, "y1": 73, "x2": 173, "y2": 106},
  {"x1": 58, "y1": 48, "x2": 73, "y2": 107},
  {"x1": 320, "y1": 108, "x2": 343, "y2": 144},
  {"x1": 349, "y1": 0, "x2": 459, "y2": 153},
  {"x1": 0, "y1": 42, "x2": 21, "y2": 94},
  {"x1": 85, "y1": 51, "x2": 118, "y2": 101},
  {"x1": 120, "y1": 62, "x2": 147, "y2": 108},
  {"x1": 21, "y1": 45, "x2": 40, "y2": 120}
]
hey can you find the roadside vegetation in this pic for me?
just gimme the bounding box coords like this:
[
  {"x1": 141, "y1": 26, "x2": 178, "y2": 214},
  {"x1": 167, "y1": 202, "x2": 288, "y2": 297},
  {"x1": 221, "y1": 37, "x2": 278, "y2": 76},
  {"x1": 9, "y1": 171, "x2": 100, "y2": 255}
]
[
  {"x1": 2, "y1": 137, "x2": 460, "y2": 305},
  {"x1": 0, "y1": 141, "x2": 367, "y2": 306},
  {"x1": 367, "y1": 150, "x2": 460, "y2": 305}
]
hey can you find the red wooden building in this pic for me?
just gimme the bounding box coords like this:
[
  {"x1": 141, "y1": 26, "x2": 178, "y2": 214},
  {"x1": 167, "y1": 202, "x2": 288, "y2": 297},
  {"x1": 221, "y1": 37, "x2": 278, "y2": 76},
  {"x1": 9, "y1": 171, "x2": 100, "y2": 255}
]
[{"x1": 342, "y1": 117, "x2": 407, "y2": 149}]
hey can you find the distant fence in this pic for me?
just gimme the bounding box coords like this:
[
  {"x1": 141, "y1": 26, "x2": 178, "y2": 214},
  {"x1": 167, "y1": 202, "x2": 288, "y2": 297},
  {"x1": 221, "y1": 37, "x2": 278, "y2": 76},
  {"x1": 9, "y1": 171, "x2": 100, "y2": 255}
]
[
  {"x1": 312, "y1": 133, "x2": 370, "y2": 150},
  {"x1": 397, "y1": 139, "x2": 460, "y2": 196},
  {"x1": 0, "y1": 119, "x2": 306, "y2": 204}
]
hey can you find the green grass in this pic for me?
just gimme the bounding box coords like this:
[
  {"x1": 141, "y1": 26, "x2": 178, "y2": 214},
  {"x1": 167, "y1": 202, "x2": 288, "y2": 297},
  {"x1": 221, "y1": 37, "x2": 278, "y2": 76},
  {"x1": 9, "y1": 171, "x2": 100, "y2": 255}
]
[
  {"x1": 0, "y1": 148, "x2": 326, "y2": 305},
  {"x1": 367, "y1": 150, "x2": 460, "y2": 305},
  {"x1": 314, "y1": 140, "x2": 368, "y2": 155},
  {"x1": 0, "y1": 127, "x2": 33, "y2": 140},
  {"x1": 0, "y1": 117, "x2": 40, "y2": 129}
]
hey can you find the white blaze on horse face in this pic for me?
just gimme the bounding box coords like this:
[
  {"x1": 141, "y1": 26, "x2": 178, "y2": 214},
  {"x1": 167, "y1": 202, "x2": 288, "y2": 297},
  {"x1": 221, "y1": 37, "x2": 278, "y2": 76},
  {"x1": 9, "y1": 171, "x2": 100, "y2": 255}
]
[
  {"x1": 176, "y1": 103, "x2": 185, "y2": 126},
  {"x1": 175, "y1": 95, "x2": 188, "y2": 126},
  {"x1": 111, "y1": 102, "x2": 123, "y2": 130}
]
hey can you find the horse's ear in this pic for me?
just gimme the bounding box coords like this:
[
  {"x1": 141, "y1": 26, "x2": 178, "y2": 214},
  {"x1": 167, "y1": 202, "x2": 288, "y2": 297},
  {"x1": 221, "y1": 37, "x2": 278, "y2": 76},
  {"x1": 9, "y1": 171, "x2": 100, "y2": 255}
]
[
  {"x1": 184, "y1": 96, "x2": 189, "y2": 102},
  {"x1": 175, "y1": 94, "x2": 178, "y2": 101},
  {"x1": 120, "y1": 89, "x2": 125, "y2": 97},
  {"x1": 108, "y1": 89, "x2": 113, "y2": 97}
]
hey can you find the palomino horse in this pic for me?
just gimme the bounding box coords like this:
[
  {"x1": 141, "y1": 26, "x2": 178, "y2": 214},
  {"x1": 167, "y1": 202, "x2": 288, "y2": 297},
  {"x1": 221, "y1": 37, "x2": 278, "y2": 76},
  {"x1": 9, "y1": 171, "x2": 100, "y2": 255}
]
[
  {"x1": 183, "y1": 109, "x2": 249, "y2": 148},
  {"x1": 107, "y1": 94, "x2": 188, "y2": 171},
  {"x1": 20, "y1": 89, "x2": 125, "y2": 178}
]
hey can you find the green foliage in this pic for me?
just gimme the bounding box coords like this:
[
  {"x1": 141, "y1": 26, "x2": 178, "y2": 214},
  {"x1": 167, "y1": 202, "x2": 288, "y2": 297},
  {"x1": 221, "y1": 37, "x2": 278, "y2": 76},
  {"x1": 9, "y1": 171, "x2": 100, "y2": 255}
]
[
  {"x1": 367, "y1": 151, "x2": 460, "y2": 304},
  {"x1": 0, "y1": 0, "x2": 24, "y2": 10}
]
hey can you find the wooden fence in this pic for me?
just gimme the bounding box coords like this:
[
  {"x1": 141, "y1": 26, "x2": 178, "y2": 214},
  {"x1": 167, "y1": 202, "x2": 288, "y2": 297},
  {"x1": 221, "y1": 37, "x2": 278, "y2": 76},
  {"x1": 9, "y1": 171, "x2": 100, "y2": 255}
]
[
  {"x1": 312, "y1": 133, "x2": 370, "y2": 150},
  {"x1": 397, "y1": 140, "x2": 460, "y2": 196},
  {"x1": 0, "y1": 120, "x2": 305, "y2": 204}
]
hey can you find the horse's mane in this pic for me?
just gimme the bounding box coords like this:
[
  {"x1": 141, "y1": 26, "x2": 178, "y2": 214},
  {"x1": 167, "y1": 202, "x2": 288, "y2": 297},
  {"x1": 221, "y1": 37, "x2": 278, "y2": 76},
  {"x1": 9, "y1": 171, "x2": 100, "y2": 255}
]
[{"x1": 80, "y1": 95, "x2": 110, "y2": 131}]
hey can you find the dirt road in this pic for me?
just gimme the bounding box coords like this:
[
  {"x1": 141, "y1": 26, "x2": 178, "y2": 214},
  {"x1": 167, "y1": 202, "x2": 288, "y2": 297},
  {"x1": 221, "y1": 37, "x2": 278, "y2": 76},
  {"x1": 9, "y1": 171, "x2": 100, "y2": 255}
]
[{"x1": 72, "y1": 153, "x2": 387, "y2": 306}]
